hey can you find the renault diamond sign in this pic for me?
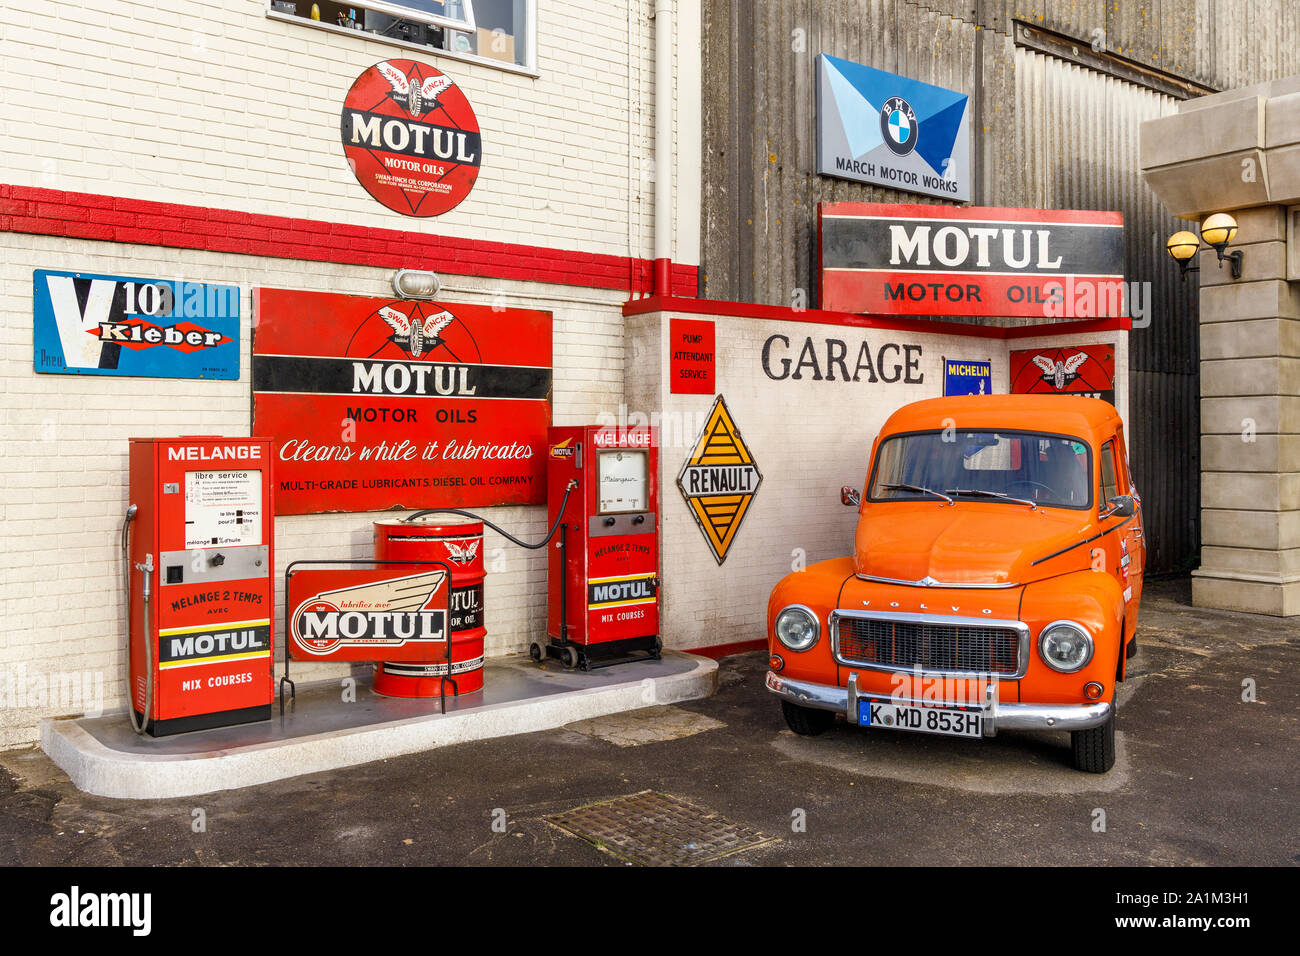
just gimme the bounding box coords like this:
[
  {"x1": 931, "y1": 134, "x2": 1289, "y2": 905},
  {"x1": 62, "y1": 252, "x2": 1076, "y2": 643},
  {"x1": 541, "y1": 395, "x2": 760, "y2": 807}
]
[{"x1": 816, "y1": 54, "x2": 971, "y2": 202}]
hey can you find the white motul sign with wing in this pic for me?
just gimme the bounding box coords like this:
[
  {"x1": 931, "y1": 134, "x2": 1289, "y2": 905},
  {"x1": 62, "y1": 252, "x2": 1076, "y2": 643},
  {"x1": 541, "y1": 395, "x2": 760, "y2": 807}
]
[{"x1": 289, "y1": 569, "x2": 449, "y2": 659}]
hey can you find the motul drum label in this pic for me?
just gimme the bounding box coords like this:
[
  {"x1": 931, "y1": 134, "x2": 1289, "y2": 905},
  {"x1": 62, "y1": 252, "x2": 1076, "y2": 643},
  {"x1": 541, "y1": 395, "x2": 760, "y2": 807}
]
[
  {"x1": 450, "y1": 583, "x2": 483, "y2": 631},
  {"x1": 340, "y1": 59, "x2": 481, "y2": 217}
]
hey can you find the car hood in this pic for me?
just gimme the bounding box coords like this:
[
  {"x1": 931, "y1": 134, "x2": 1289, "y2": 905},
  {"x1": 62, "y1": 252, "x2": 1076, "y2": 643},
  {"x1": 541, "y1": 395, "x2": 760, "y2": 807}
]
[{"x1": 853, "y1": 501, "x2": 1090, "y2": 586}]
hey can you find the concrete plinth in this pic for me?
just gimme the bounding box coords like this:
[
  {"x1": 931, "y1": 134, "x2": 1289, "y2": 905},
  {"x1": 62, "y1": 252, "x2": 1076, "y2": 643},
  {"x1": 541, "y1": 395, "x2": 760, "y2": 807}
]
[{"x1": 40, "y1": 652, "x2": 718, "y2": 800}]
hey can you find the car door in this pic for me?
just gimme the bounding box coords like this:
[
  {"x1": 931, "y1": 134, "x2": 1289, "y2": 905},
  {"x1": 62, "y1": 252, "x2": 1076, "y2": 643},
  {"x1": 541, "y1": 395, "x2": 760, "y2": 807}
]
[
  {"x1": 1099, "y1": 435, "x2": 1141, "y2": 623},
  {"x1": 1114, "y1": 425, "x2": 1145, "y2": 607}
]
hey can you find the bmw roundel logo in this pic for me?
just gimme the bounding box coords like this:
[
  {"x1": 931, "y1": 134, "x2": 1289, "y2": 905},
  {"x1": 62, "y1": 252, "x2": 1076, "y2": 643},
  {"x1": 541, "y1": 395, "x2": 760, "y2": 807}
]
[{"x1": 881, "y1": 96, "x2": 918, "y2": 156}]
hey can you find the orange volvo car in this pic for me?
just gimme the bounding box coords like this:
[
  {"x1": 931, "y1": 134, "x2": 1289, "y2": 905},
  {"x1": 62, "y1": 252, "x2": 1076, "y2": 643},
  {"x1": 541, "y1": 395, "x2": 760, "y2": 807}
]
[{"x1": 765, "y1": 395, "x2": 1145, "y2": 772}]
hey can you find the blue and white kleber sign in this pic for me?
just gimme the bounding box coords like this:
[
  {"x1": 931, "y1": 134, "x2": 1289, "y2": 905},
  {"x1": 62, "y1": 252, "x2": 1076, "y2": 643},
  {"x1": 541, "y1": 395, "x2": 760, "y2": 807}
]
[
  {"x1": 816, "y1": 54, "x2": 971, "y2": 201},
  {"x1": 33, "y1": 270, "x2": 239, "y2": 380},
  {"x1": 943, "y1": 358, "x2": 992, "y2": 396}
]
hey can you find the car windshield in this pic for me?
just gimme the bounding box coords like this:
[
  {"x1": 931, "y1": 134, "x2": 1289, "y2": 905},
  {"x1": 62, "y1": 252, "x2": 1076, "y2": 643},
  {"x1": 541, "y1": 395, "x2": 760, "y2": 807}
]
[{"x1": 869, "y1": 430, "x2": 1093, "y2": 509}]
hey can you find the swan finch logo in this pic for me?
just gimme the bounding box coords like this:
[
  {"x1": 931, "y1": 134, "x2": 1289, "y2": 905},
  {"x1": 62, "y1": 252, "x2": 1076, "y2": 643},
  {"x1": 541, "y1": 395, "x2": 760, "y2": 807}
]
[
  {"x1": 340, "y1": 59, "x2": 481, "y2": 217},
  {"x1": 1010, "y1": 345, "x2": 1115, "y2": 403}
]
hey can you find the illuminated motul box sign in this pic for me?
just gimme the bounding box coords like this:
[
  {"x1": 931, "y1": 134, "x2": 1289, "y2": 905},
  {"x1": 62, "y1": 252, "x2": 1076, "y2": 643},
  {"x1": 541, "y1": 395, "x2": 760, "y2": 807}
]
[
  {"x1": 341, "y1": 59, "x2": 481, "y2": 217},
  {"x1": 818, "y1": 203, "x2": 1126, "y2": 318},
  {"x1": 252, "y1": 288, "x2": 551, "y2": 515},
  {"x1": 287, "y1": 567, "x2": 450, "y2": 662}
]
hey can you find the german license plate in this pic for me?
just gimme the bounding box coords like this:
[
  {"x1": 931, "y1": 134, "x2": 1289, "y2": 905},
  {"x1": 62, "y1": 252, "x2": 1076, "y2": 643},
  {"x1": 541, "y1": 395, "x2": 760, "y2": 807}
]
[{"x1": 859, "y1": 699, "x2": 982, "y2": 738}]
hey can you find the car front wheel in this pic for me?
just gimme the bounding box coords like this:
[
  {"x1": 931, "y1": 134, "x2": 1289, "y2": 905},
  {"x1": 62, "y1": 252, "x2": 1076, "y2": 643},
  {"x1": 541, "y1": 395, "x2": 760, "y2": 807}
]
[
  {"x1": 782, "y1": 700, "x2": 836, "y2": 736},
  {"x1": 1070, "y1": 697, "x2": 1116, "y2": 773}
]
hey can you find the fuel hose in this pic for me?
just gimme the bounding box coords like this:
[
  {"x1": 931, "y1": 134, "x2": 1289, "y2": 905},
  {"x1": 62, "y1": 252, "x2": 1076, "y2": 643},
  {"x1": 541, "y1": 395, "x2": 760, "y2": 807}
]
[{"x1": 121, "y1": 506, "x2": 153, "y2": 735}]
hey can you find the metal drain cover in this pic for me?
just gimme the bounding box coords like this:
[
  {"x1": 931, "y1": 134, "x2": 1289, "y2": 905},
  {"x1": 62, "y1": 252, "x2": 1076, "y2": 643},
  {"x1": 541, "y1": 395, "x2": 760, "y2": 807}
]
[{"x1": 547, "y1": 790, "x2": 777, "y2": 866}]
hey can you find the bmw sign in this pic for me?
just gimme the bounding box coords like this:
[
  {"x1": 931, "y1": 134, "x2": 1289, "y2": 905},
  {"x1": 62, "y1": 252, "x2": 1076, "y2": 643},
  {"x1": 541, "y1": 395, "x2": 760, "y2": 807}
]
[{"x1": 817, "y1": 55, "x2": 971, "y2": 202}]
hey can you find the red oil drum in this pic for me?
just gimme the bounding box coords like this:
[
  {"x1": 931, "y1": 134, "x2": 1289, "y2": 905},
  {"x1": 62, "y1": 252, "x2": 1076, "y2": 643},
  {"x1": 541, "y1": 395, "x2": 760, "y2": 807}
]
[{"x1": 372, "y1": 517, "x2": 486, "y2": 697}]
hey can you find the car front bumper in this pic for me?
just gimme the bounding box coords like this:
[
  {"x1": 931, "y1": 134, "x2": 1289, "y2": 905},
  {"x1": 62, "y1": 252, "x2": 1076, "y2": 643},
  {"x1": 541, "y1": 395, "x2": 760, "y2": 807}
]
[{"x1": 764, "y1": 670, "x2": 1111, "y2": 736}]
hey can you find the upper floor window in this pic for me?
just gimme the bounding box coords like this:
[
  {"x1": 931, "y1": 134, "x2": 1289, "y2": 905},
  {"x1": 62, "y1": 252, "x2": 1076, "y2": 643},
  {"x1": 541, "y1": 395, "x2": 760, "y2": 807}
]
[{"x1": 269, "y1": 0, "x2": 535, "y2": 73}]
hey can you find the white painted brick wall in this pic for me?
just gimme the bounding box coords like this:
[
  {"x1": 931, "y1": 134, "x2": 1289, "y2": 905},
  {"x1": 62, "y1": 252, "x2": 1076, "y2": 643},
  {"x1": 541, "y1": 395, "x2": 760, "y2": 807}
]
[
  {"x1": 625, "y1": 310, "x2": 1129, "y2": 651},
  {"x1": 0, "y1": 0, "x2": 679, "y2": 263},
  {"x1": 0, "y1": 233, "x2": 629, "y2": 747}
]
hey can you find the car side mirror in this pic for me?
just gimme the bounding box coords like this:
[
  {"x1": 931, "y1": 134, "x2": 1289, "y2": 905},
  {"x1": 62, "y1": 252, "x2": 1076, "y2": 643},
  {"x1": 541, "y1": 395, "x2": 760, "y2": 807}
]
[
  {"x1": 1101, "y1": 494, "x2": 1135, "y2": 519},
  {"x1": 841, "y1": 486, "x2": 860, "y2": 507}
]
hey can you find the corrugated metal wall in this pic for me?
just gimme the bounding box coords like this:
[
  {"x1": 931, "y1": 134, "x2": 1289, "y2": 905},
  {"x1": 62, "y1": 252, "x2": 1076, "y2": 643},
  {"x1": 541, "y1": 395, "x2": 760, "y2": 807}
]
[
  {"x1": 1015, "y1": 50, "x2": 1200, "y2": 572},
  {"x1": 699, "y1": 0, "x2": 1300, "y2": 574}
]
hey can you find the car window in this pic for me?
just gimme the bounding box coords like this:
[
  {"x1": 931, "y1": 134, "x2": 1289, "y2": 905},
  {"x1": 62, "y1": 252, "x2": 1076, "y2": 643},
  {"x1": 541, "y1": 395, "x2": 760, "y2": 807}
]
[
  {"x1": 869, "y1": 430, "x2": 1093, "y2": 509},
  {"x1": 1115, "y1": 426, "x2": 1135, "y2": 494},
  {"x1": 1099, "y1": 440, "x2": 1118, "y2": 507}
]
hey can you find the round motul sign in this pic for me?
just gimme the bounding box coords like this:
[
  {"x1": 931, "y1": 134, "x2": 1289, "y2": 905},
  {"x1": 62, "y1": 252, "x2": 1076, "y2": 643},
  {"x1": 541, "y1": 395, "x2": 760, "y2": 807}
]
[{"x1": 340, "y1": 59, "x2": 482, "y2": 217}]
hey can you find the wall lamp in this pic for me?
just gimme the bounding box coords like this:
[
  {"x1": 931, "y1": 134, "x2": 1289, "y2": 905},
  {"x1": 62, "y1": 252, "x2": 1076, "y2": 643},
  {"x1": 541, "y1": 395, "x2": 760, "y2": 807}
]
[
  {"x1": 1166, "y1": 213, "x2": 1244, "y2": 281},
  {"x1": 392, "y1": 269, "x2": 442, "y2": 299},
  {"x1": 1165, "y1": 230, "x2": 1200, "y2": 280},
  {"x1": 1200, "y1": 213, "x2": 1244, "y2": 279}
]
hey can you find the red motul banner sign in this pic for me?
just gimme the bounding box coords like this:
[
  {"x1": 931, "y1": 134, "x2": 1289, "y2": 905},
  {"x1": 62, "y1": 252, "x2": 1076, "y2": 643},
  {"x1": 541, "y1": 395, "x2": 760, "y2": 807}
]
[
  {"x1": 818, "y1": 203, "x2": 1126, "y2": 319},
  {"x1": 252, "y1": 288, "x2": 551, "y2": 515},
  {"x1": 1010, "y1": 343, "x2": 1116, "y2": 404},
  {"x1": 341, "y1": 59, "x2": 481, "y2": 217},
  {"x1": 287, "y1": 567, "x2": 449, "y2": 662}
]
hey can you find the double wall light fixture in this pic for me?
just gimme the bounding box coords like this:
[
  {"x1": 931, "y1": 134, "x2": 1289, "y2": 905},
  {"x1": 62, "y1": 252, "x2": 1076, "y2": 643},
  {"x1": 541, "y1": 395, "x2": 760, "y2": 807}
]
[{"x1": 1166, "y1": 212, "x2": 1244, "y2": 281}]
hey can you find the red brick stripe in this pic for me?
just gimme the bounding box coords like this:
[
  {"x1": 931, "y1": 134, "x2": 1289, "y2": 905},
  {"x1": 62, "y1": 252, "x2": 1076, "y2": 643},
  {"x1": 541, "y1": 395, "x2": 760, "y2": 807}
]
[{"x1": 0, "y1": 184, "x2": 698, "y2": 297}]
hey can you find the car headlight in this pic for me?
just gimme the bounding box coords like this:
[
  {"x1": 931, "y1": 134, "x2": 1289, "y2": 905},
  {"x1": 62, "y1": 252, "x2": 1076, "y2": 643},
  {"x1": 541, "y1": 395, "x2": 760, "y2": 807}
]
[
  {"x1": 774, "y1": 605, "x2": 820, "y2": 652},
  {"x1": 1038, "y1": 620, "x2": 1094, "y2": 673}
]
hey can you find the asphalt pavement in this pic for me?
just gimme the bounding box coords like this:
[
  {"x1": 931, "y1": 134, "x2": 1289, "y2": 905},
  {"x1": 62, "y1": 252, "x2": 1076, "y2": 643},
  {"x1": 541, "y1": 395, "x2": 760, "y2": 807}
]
[{"x1": 1, "y1": 578, "x2": 1296, "y2": 867}]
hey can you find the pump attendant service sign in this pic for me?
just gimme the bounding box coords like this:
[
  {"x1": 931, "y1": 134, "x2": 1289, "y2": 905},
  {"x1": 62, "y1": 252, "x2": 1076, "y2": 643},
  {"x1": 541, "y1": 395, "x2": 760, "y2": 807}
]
[
  {"x1": 340, "y1": 59, "x2": 481, "y2": 217},
  {"x1": 252, "y1": 289, "x2": 551, "y2": 515},
  {"x1": 816, "y1": 55, "x2": 971, "y2": 202},
  {"x1": 33, "y1": 269, "x2": 238, "y2": 379}
]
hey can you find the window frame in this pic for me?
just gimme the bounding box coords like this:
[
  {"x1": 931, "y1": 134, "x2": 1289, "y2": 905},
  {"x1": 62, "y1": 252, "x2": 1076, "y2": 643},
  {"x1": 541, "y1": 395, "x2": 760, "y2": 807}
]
[
  {"x1": 1098, "y1": 439, "x2": 1119, "y2": 511},
  {"x1": 265, "y1": 0, "x2": 540, "y2": 77}
]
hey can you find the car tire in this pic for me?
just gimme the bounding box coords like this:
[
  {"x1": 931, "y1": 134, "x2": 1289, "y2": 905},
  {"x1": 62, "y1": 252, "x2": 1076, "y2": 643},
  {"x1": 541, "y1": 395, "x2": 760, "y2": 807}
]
[
  {"x1": 782, "y1": 700, "x2": 835, "y2": 736},
  {"x1": 1071, "y1": 695, "x2": 1116, "y2": 773}
]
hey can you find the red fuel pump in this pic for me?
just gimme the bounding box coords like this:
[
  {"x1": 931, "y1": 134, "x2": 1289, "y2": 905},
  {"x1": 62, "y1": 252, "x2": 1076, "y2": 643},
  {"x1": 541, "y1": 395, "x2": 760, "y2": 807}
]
[
  {"x1": 123, "y1": 437, "x2": 275, "y2": 736},
  {"x1": 537, "y1": 425, "x2": 660, "y2": 669}
]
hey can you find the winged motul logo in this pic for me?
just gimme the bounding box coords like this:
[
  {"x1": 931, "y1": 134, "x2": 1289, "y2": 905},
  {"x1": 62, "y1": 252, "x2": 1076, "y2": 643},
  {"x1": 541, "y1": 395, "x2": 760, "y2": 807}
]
[
  {"x1": 1032, "y1": 352, "x2": 1088, "y2": 390},
  {"x1": 443, "y1": 537, "x2": 480, "y2": 565},
  {"x1": 377, "y1": 61, "x2": 454, "y2": 118},
  {"x1": 289, "y1": 568, "x2": 449, "y2": 660},
  {"x1": 1010, "y1": 344, "x2": 1115, "y2": 403},
  {"x1": 677, "y1": 396, "x2": 763, "y2": 564},
  {"x1": 379, "y1": 304, "x2": 455, "y2": 359}
]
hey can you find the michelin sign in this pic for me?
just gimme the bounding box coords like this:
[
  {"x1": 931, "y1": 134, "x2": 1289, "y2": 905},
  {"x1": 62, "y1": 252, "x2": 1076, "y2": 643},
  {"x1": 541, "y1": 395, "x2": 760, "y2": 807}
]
[{"x1": 816, "y1": 54, "x2": 971, "y2": 202}]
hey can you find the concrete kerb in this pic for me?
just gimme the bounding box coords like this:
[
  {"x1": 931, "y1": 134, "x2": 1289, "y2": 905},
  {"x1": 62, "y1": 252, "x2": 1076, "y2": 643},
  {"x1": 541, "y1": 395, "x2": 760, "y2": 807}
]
[{"x1": 40, "y1": 652, "x2": 719, "y2": 800}]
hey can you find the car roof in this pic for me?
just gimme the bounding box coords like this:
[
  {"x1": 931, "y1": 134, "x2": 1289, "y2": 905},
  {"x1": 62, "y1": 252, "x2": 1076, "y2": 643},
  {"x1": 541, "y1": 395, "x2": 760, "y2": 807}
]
[{"x1": 880, "y1": 395, "x2": 1121, "y2": 443}]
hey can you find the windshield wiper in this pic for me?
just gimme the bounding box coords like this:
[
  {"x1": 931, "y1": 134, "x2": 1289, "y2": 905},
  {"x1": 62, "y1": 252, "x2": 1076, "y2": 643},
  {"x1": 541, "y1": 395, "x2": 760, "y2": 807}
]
[
  {"x1": 881, "y1": 483, "x2": 953, "y2": 505},
  {"x1": 944, "y1": 488, "x2": 1037, "y2": 510}
]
